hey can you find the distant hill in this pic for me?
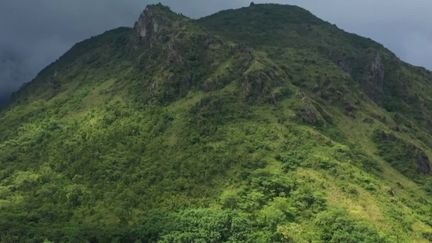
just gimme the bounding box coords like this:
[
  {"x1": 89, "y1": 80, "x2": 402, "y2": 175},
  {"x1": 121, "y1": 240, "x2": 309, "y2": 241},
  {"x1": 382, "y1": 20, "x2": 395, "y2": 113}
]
[{"x1": 0, "y1": 3, "x2": 431, "y2": 242}]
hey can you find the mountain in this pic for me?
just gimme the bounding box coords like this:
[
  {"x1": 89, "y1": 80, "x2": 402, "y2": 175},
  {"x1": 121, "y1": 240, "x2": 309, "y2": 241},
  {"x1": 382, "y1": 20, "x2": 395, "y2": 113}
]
[{"x1": 0, "y1": 3, "x2": 431, "y2": 242}]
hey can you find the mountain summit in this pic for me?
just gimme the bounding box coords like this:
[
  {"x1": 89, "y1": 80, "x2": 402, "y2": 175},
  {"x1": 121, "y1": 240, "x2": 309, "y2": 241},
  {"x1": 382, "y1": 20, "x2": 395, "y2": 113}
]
[
  {"x1": 1, "y1": 4, "x2": 432, "y2": 242},
  {"x1": 134, "y1": 4, "x2": 186, "y2": 42}
]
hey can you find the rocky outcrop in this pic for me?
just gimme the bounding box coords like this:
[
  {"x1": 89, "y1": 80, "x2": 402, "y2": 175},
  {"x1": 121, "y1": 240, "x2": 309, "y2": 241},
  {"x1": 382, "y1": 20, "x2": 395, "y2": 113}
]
[
  {"x1": 364, "y1": 52, "x2": 385, "y2": 101},
  {"x1": 241, "y1": 70, "x2": 273, "y2": 101},
  {"x1": 240, "y1": 55, "x2": 283, "y2": 102},
  {"x1": 296, "y1": 92, "x2": 324, "y2": 125},
  {"x1": 374, "y1": 131, "x2": 431, "y2": 176},
  {"x1": 134, "y1": 4, "x2": 184, "y2": 44},
  {"x1": 416, "y1": 152, "x2": 431, "y2": 174},
  {"x1": 368, "y1": 53, "x2": 385, "y2": 86}
]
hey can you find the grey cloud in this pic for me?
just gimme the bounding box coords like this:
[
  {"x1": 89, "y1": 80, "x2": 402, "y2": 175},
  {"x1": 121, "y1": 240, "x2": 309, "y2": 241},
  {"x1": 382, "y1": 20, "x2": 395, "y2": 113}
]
[
  {"x1": 1, "y1": 0, "x2": 431, "y2": 104},
  {"x1": 0, "y1": 0, "x2": 151, "y2": 103},
  {"x1": 286, "y1": 0, "x2": 432, "y2": 68}
]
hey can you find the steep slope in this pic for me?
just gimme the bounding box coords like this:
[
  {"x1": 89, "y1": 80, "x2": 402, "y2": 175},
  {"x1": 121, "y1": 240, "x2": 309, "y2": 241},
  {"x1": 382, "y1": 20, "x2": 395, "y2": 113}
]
[
  {"x1": 200, "y1": 4, "x2": 432, "y2": 146},
  {"x1": 0, "y1": 3, "x2": 431, "y2": 242}
]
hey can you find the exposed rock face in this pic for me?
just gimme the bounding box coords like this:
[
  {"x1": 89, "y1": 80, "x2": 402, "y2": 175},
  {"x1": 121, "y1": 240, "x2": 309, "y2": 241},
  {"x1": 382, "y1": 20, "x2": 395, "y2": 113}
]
[
  {"x1": 417, "y1": 152, "x2": 431, "y2": 174},
  {"x1": 375, "y1": 131, "x2": 431, "y2": 176},
  {"x1": 239, "y1": 53, "x2": 285, "y2": 102},
  {"x1": 241, "y1": 70, "x2": 274, "y2": 101},
  {"x1": 302, "y1": 103, "x2": 319, "y2": 124},
  {"x1": 368, "y1": 53, "x2": 385, "y2": 86},
  {"x1": 134, "y1": 4, "x2": 178, "y2": 42},
  {"x1": 364, "y1": 53, "x2": 385, "y2": 100},
  {"x1": 296, "y1": 92, "x2": 322, "y2": 125}
]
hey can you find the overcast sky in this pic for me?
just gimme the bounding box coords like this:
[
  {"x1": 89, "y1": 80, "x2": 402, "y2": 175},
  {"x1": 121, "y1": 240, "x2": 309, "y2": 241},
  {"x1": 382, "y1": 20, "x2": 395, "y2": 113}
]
[{"x1": 1, "y1": 0, "x2": 431, "y2": 103}]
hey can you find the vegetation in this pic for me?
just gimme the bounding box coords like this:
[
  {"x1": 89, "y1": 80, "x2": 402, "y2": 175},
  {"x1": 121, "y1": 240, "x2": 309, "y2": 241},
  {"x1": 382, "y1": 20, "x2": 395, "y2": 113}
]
[{"x1": 0, "y1": 3, "x2": 431, "y2": 242}]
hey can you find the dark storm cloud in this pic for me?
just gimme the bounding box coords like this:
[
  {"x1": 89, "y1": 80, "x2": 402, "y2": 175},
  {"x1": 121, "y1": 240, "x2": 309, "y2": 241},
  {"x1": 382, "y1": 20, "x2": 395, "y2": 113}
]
[
  {"x1": 1, "y1": 0, "x2": 431, "y2": 104},
  {"x1": 0, "y1": 0, "x2": 147, "y2": 103}
]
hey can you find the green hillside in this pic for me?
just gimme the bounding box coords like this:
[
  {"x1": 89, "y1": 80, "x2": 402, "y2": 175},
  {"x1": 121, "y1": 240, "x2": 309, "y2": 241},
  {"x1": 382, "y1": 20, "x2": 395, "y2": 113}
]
[{"x1": 0, "y1": 3, "x2": 431, "y2": 242}]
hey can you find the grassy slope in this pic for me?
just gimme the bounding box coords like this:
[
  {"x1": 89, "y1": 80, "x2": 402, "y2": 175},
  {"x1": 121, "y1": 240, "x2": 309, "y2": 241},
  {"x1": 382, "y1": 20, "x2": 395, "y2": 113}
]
[{"x1": 0, "y1": 3, "x2": 431, "y2": 242}]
